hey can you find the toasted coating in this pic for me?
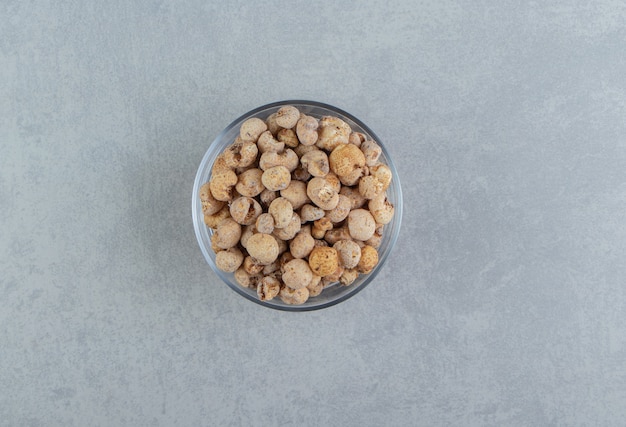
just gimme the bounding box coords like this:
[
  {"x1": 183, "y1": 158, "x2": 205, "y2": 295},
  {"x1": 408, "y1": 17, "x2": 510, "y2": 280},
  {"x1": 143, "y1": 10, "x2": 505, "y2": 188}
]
[
  {"x1": 333, "y1": 240, "x2": 362, "y2": 269},
  {"x1": 235, "y1": 168, "x2": 264, "y2": 197},
  {"x1": 277, "y1": 128, "x2": 299, "y2": 148},
  {"x1": 257, "y1": 130, "x2": 285, "y2": 153},
  {"x1": 358, "y1": 175, "x2": 384, "y2": 200},
  {"x1": 306, "y1": 177, "x2": 339, "y2": 210},
  {"x1": 290, "y1": 229, "x2": 315, "y2": 259},
  {"x1": 255, "y1": 213, "x2": 275, "y2": 234},
  {"x1": 368, "y1": 193, "x2": 395, "y2": 225},
  {"x1": 246, "y1": 233, "x2": 280, "y2": 265},
  {"x1": 240, "y1": 118, "x2": 267, "y2": 142},
  {"x1": 215, "y1": 247, "x2": 244, "y2": 273},
  {"x1": 275, "y1": 105, "x2": 300, "y2": 129},
  {"x1": 199, "y1": 182, "x2": 225, "y2": 216},
  {"x1": 259, "y1": 149, "x2": 299, "y2": 172},
  {"x1": 257, "y1": 276, "x2": 281, "y2": 301},
  {"x1": 316, "y1": 116, "x2": 351, "y2": 151},
  {"x1": 300, "y1": 204, "x2": 325, "y2": 223},
  {"x1": 204, "y1": 205, "x2": 231, "y2": 229},
  {"x1": 300, "y1": 150, "x2": 330, "y2": 177},
  {"x1": 212, "y1": 218, "x2": 242, "y2": 249},
  {"x1": 261, "y1": 165, "x2": 291, "y2": 191},
  {"x1": 279, "y1": 286, "x2": 309, "y2": 305},
  {"x1": 329, "y1": 144, "x2": 366, "y2": 177},
  {"x1": 308, "y1": 246, "x2": 339, "y2": 277},
  {"x1": 209, "y1": 170, "x2": 238, "y2": 202},
  {"x1": 282, "y1": 259, "x2": 313, "y2": 290},
  {"x1": 273, "y1": 212, "x2": 301, "y2": 241},
  {"x1": 229, "y1": 196, "x2": 263, "y2": 225},
  {"x1": 280, "y1": 180, "x2": 310, "y2": 209},
  {"x1": 360, "y1": 140, "x2": 382, "y2": 166},
  {"x1": 269, "y1": 197, "x2": 294, "y2": 229},
  {"x1": 357, "y1": 245, "x2": 379, "y2": 274},
  {"x1": 347, "y1": 209, "x2": 376, "y2": 241},
  {"x1": 296, "y1": 115, "x2": 319, "y2": 146},
  {"x1": 325, "y1": 194, "x2": 351, "y2": 223}
]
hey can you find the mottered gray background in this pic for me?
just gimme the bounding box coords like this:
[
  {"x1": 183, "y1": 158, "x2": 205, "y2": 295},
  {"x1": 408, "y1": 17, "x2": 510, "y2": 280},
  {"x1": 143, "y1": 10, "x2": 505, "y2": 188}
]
[{"x1": 2, "y1": 1, "x2": 626, "y2": 426}]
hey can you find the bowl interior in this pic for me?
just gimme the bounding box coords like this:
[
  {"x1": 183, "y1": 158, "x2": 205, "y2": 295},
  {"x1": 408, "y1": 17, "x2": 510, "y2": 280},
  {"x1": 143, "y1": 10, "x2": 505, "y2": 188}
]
[{"x1": 192, "y1": 100, "x2": 403, "y2": 311}]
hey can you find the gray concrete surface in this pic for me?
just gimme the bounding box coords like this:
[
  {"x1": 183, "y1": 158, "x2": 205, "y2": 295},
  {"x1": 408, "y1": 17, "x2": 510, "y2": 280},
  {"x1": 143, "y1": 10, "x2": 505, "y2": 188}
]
[{"x1": 2, "y1": 1, "x2": 626, "y2": 426}]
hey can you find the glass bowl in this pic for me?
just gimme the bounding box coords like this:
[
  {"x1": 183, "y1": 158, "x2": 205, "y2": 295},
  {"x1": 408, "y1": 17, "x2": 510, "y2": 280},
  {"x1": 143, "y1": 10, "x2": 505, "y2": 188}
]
[{"x1": 192, "y1": 100, "x2": 403, "y2": 311}]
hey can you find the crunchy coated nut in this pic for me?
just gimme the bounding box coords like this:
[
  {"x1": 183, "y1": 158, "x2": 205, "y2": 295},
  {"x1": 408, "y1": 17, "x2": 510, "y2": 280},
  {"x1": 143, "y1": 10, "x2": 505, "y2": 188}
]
[
  {"x1": 316, "y1": 116, "x2": 351, "y2": 151},
  {"x1": 240, "y1": 224, "x2": 256, "y2": 249},
  {"x1": 257, "y1": 130, "x2": 285, "y2": 153},
  {"x1": 259, "y1": 189, "x2": 278, "y2": 207},
  {"x1": 324, "y1": 264, "x2": 344, "y2": 282},
  {"x1": 347, "y1": 209, "x2": 376, "y2": 241},
  {"x1": 255, "y1": 213, "x2": 275, "y2": 234},
  {"x1": 234, "y1": 267, "x2": 261, "y2": 288},
  {"x1": 273, "y1": 212, "x2": 301, "y2": 240},
  {"x1": 325, "y1": 194, "x2": 351, "y2": 223},
  {"x1": 279, "y1": 286, "x2": 309, "y2": 305},
  {"x1": 300, "y1": 204, "x2": 325, "y2": 222},
  {"x1": 312, "y1": 217, "x2": 333, "y2": 239},
  {"x1": 280, "y1": 180, "x2": 310, "y2": 209},
  {"x1": 282, "y1": 259, "x2": 313, "y2": 290},
  {"x1": 261, "y1": 165, "x2": 291, "y2": 191},
  {"x1": 266, "y1": 113, "x2": 282, "y2": 136},
  {"x1": 215, "y1": 247, "x2": 244, "y2": 273},
  {"x1": 204, "y1": 205, "x2": 231, "y2": 229},
  {"x1": 275, "y1": 105, "x2": 300, "y2": 129},
  {"x1": 339, "y1": 186, "x2": 367, "y2": 209},
  {"x1": 323, "y1": 172, "x2": 342, "y2": 193},
  {"x1": 292, "y1": 165, "x2": 311, "y2": 182},
  {"x1": 323, "y1": 225, "x2": 352, "y2": 245},
  {"x1": 240, "y1": 117, "x2": 267, "y2": 142},
  {"x1": 338, "y1": 168, "x2": 364, "y2": 187},
  {"x1": 306, "y1": 274, "x2": 323, "y2": 296},
  {"x1": 365, "y1": 231, "x2": 383, "y2": 249},
  {"x1": 209, "y1": 170, "x2": 238, "y2": 202},
  {"x1": 211, "y1": 153, "x2": 232, "y2": 175},
  {"x1": 235, "y1": 168, "x2": 264, "y2": 197},
  {"x1": 277, "y1": 128, "x2": 299, "y2": 148},
  {"x1": 369, "y1": 164, "x2": 392, "y2": 191},
  {"x1": 243, "y1": 256, "x2": 265, "y2": 275},
  {"x1": 212, "y1": 218, "x2": 242, "y2": 249},
  {"x1": 308, "y1": 246, "x2": 339, "y2": 277},
  {"x1": 349, "y1": 132, "x2": 366, "y2": 147},
  {"x1": 333, "y1": 240, "x2": 362, "y2": 269},
  {"x1": 224, "y1": 139, "x2": 258, "y2": 168},
  {"x1": 339, "y1": 268, "x2": 359, "y2": 286},
  {"x1": 230, "y1": 196, "x2": 263, "y2": 225},
  {"x1": 360, "y1": 140, "x2": 382, "y2": 166},
  {"x1": 257, "y1": 276, "x2": 281, "y2": 301},
  {"x1": 268, "y1": 197, "x2": 294, "y2": 229},
  {"x1": 296, "y1": 115, "x2": 319, "y2": 146},
  {"x1": 357, "y1": 245, "x2": 378, "y2": 274},
  {"x1": 293, "y1": 143, "x2": 318, "y2": 158},
  {"x1": 259, "y1": 149, "x2": 299, "y2": 172},
  {"x1": 358, "y1": 175, "x2": 384, "y2": 200},
  {"x1": 246, "y1": 233, "x2": 280, "y2": 265},
  {"x1": 262, "y1": 260, "x2": 280, "y2": 276},
  {"x1": 279, "y1": 251, "x2": 295, "y2": 270},
  {"x1": 199, "y1": 182, "x2": 225, "y2": 216},
  {"x1": 306, "y1": 177, "x2": 339, "y2": 210},
  {"x1": 329, "y1": 143, "x2": 366, "y2": 177},
  {"x1": 290, "y1": 229, "x2": 315, "y2": 259},
  {"x1": 300, "y1": 150, "x2": 330, "y2": 177},
  {"x1": 368, "y1": 193, "x2": 395, "y2": 225}
]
